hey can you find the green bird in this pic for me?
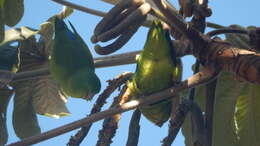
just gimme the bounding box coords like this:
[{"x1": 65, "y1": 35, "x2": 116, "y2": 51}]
[
  {"x1": 49, "y1": 17, "x2": 101, "y2": 100},
  {"x1": 127, "y1": 21, "x2": 182, "y2": 126}
]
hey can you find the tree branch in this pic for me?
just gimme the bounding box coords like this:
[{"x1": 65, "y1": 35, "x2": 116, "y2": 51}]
[
  {"x1": 13, "y1": 51, "x2": 140, "y2": 81},
  {"x1": 50, "y1": 0, "x2": 152, "y2": 27},
  {"x1": 7, "y1": 67, "x2": 218, "y2": 146},
  {"x1": 197, "y1": 37, "x2": 260, "y2": 84}
]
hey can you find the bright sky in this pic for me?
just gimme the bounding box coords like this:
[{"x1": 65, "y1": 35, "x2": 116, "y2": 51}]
[{"x1": 6, "y1": 0, "x2": 260, "y2": 145}]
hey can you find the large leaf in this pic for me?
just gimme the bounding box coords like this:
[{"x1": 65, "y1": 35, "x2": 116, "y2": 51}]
[
  {"x1": 17, "y1": 33, "x2": 70, "y2": 118},
  {"x1": 183, "y1": 72, "x2": 242, "y2": 146},
  {"x1": 211, "y1": 72, "x2": 243, "y2": 146},
  {"x1": 182, "y1": 113, "x2": 193, "y2": 146},
  {"x1": 12, "y1": 80, "x2": 41, "y2": 139},
  {"x1": 18, "y1": 37, "x2": 46, "y2": 71},
  {"x1": 3, "y1": 0, "x2": 24, "y2": 27},
  {"x1": 182, "y1": 77, "x2": 206, "y2": 146},
  {"x1": 235, "y1": 84, "x2": 260, "y2": 146},
  {"x1": 31, "y1": 71, "x2": 70, "y2": 118},
  {"x1": 0, "y1": 0, "x2": 5, "y2": 8},
  {"x1": 0, "y1": 88, "x2": 13, "y2": 145}
]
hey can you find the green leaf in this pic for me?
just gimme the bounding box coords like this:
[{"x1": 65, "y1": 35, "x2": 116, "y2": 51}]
[
  {"x1": 182, "y1": 113, "x2": 194, "y2": 146},
  {"x1": 31, "y1": 72, "x2": 70, "y2": 118},
  {"x1": 0, "y1": 0, "x2": 5, "y2": 8},
  {"x1": 0, "y1": 88, "x2": 13, "y2": 145},
  {"x1": 212, "y1": 72, "x2": 243, "y2": 146},
  {"x1": 3, "y1": 0, "x2": 24, "y2": 27},
  {"x1": 12, "y1": 80, "x2": 41, "y2": 139},
  {"x1": 235, "y1": 84, "x2": 260, "y2": 146},
  {"x1": 183, "y1": 72, "x2": 242, "y2": 146}
]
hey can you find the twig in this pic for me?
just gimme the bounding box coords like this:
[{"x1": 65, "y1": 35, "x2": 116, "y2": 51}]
[
  {"x1": 67, "y1": 72, "x2": 133, "y2": 146},
  {"x1": 205, "y1": 79, "x2": 217, "y2": 146},
  {"x1": 7, "y1": 67, "x2": 218, "y2": 146},
  {"x1": 206, "y1": 22, "x2": 225, "y2": 29},
  {"x1": 13, "y1": 51, "x2": 140, "y2": 81},
  {"x1": 126, "y1": 109, "x2": 141, "y2": 146},
  {"x1": 51, "y1": 0, "x2": 106, "y2": 17},
  {"x1": 207, "y1": 28, "x2": 248, "y2": 37},
  {"x1": 161, "y1": 100, "x2": 193, "y2": 146}
]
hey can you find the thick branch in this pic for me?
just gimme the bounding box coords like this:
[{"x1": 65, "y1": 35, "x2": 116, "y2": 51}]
[
  {"x1": 198, "y1": 37, "x2": 260, "y2": 84},
  {"x1": 7, "y1": 67, "x2": 217, "y2": 146}
]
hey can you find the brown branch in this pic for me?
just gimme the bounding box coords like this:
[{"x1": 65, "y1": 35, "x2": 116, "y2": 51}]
[
  {"x1": 67, "y1": 72, "x2": 133, "y2": 146},
  {"x1": 198, "y1": 37, "x2": 260, "y2": 84},
  {"x1": 7, "y1": 67, "x2": 217, "y2": 146},
  {"x1": 161, "y1": 100, "x2": 193, "y2": 146},
  {"x1": 205, "y1": 79, "x2": 217, "y2": 146},
  {"x1": 126, "y1": 109, "x2": 141, "y2": 146}
]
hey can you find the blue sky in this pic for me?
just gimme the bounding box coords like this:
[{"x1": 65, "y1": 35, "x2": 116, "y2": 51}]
[{"x1": 6, "y1": 0, "x2": 260, "y2": 145}]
